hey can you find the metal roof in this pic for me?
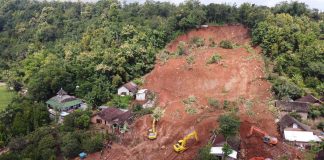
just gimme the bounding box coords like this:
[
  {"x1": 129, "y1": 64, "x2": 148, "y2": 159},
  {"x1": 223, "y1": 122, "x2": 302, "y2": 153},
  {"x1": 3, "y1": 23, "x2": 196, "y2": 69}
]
[{"x1": 284, "y1": 130, "x2": 321, "y2": 142}]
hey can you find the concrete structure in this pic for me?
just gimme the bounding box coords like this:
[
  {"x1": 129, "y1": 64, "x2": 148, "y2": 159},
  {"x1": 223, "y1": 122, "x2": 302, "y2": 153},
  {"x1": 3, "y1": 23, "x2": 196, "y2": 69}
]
[
  {"x1": 278, "y1": 115, "x2": 321, "y2": 147},
  {"x1": 210, "y1": 135, "x2": 240, "y2": 160},
  {"x1": 91, "y1": 107, "x2": 133, "y2": 133},
  {"x1": 210, "y1": 147, "x2": 237, "y2": 160},
  {"x1": 117, "y1": 82, "x2": 138, "y2": 96},
  {"x1": 136, "y1": 89, "x2": 148, "y2": 101},
  {"x1": 46, "y1": 88, "x2": 85, "y2": 121}
]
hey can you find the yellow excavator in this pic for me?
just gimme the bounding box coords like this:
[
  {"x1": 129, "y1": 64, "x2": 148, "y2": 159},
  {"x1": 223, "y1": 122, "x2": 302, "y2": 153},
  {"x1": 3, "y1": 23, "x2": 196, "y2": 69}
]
[
  {"x1": 173, "y1": 131, "x2": 199, "y2": 152},
  {"x1": 148, "y1": 118, "x2": 157, "y2": 140}
]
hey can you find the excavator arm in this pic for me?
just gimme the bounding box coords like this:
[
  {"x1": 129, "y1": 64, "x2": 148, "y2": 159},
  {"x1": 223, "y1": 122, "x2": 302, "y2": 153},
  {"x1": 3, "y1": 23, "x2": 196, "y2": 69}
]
[
  {"x1": 173, "y1": 131, "x2": 199, "y2": 152},
  {"x1": 148, "y1": 118, "x2": 157, "y2": 140},
  {"x1": 247, "y1": 126, "x2": 278, "y2": 145}
]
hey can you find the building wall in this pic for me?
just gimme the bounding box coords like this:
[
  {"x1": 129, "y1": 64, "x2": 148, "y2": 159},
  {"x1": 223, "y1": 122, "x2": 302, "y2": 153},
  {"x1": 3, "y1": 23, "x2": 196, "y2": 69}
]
[
  {"x1": 136, "y1": 93, "x2": 146, "y2": 101},
  {"x1": 118, "y1": 87, "x2": 131, "y2": 96}
]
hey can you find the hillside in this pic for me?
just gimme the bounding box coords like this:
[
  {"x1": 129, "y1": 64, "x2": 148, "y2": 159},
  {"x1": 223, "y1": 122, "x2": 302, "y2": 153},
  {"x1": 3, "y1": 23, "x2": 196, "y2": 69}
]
[{"x1": 85, "y1": 25, "x2": 298, "y2": 160}]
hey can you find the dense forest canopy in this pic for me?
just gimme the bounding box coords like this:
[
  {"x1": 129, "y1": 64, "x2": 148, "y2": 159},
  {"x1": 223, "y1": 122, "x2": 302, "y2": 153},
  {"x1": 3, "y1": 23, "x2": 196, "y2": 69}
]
[
  {"x1": 0, "y1": 0, "x2": 323, "y2": 159},
  {"x1": 1, "y1": 0, "x2": 322, "y2": 105}
]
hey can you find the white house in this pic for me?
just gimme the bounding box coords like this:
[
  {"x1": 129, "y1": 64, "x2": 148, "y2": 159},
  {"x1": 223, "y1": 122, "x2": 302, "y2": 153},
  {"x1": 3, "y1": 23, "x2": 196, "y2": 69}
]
[
  {"x1": 117, "y1": 82, "x2": 138, "y2": 96},
  {"x1": 278, "y1": 115, "x2": 322, "y2": 147},
  {"x1": 136, "y1": 89, "x2": 148, "y2": 101},
  {"x1": 210, "y1": 147, "x2": 237, "y2": 160}
]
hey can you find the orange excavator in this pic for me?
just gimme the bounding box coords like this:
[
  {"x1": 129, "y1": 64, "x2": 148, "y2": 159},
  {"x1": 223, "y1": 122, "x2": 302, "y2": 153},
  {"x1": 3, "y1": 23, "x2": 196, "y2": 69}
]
[{"x1": 247, "y1": 126, "x2": 278, "y2": 145}]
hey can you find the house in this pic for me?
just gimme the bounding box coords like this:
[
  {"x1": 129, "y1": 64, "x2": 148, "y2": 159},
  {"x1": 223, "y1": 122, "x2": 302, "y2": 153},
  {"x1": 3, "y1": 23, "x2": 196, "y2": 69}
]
[
  {"x1": 136, "y1": 89, "x2": 148, "y2": 101},
  {"x1": 275, "y1": 101, "x2": 310, "y2": 120},
  {"x1": 210, "y1": 135, "x2": 240, "y2": 160},
  {"x1": 295, "y1": 94, "x2": 322, "y2": 104},
  {"x1": 278, "y1": 115, "x2": 321, "y2": 147},
  {"x1": 117, "y1": 82, "x2": 138, "y2": 96},
  {"x1": 46, "y1": 88, "x2": 85, "y2": 119},
  {"x1": 91, "y1": 107, "x2": 133, "y2": 133}
]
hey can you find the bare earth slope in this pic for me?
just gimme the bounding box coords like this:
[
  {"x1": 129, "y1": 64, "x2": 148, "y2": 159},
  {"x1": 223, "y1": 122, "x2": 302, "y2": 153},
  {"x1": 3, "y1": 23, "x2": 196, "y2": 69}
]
[{"x1": 85, "y1": 25, "x2": 298, "y2": 160}]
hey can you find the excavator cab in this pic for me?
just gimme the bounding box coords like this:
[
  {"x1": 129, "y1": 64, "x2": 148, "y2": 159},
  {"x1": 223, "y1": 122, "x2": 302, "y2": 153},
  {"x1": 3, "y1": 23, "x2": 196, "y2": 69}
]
[
  {"x1": 263, "y1": 136, "x2": 278, "y2": 145},
  {"x1": 174, "y1": 140, "x2": 185, "y2": 152},
  {"x1": 173, "y1": 131, "x2": 198, "y2": 153}
]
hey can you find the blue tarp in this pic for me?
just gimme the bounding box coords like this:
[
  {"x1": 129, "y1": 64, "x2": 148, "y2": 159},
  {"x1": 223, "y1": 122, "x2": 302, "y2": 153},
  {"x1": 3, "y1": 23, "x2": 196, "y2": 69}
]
[{"x1": 79, "y1": 152, "x2": 87, "y2": 159}]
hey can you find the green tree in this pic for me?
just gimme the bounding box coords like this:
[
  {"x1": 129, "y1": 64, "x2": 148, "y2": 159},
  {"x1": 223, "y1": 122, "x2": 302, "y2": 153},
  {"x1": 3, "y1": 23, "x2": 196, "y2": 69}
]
[
  {"x1": 218, "y1": 114, "x2": 240, "y2": 139},
  {"x1": 196, "y1": 143, "x2": 218, "y2": 160}
]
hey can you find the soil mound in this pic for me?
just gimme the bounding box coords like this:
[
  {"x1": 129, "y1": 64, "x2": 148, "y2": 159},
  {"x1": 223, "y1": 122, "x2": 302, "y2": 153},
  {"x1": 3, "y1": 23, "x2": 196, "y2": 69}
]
[{"x1": 85, "y1": 25, "x2": 298, "y2": 160}]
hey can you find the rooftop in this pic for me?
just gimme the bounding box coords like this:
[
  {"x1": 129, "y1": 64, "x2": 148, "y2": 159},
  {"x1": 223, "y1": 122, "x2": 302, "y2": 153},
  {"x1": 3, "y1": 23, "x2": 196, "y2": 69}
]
[
  {"x1": 137, "y1": 89, "x2": 148, "y2": 94},
  {"x1": 296, "y1": 94, "x2": 322, "y2": 104},
  {"x1": 97, "y1": 107, "x2": 132, "y2": 124},
  {"x1": 210, "y1": 147, "x2": 238, "y2": 159},
  {"x1": 278, "y1": 115, "x2": 311, "y2": 133},
  {"x1": 275, "y1": 100, "x2": 309, "y2": 113},
  {"x1": 284, "y1": 130, "x2": 321, "y2": 142},
  {"x1": 121, "y1": 81, "x2": 138, "y2": 93},
  {"x1": 46, "y1": 88, "x2": 82, "y2": 110}
]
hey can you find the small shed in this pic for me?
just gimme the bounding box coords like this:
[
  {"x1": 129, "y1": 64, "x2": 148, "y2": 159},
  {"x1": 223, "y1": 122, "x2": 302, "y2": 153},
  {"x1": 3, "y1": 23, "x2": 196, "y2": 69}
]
[
  {"x1": 136, "y1": 89, "x2": 148, "y2": 101},
  {"x1": 118, "y1": 82, "x2": 138, "y2": 96}
]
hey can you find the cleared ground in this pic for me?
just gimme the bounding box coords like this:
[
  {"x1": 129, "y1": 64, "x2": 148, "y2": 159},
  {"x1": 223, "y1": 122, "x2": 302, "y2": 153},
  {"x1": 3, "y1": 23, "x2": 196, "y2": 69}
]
[
  {"x1": 0, "y1": 84, "x2": 14, "y2": 110},
  {"x1": 85, "y1": 25, "x2": 299, "y2": 160}
]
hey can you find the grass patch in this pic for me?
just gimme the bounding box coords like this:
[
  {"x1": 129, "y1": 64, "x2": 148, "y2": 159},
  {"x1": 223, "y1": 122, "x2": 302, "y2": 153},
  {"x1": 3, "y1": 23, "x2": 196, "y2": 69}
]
[
  {"x1": 208, "y1": 98, "x2": 220, "y2": 109},
  {"x1": 183, "y1": 95, "x2": 198, "y2": 115},
  {"x1": 207, "y1": 53, "x2": 222, "y2": 64},
  {"x1": 107, "y1": 95, "x2": 132, "y2": 109},
  {"x1": 186, "y1": 54, "x2": 195, "y2": 65},
  {"x1": 189, "y1": 36, "x2": 205, "y2": 48},
  {"x1": 219, "y1": 40, "x2": 233, "y2": 49},
  {"x1": 185, "y1": 106, "x2": 197, "y2": 115},
  {"x1": 0, "y1": 85, "x2": 14, "y2": 110},
  {"x1": 208, "y1": 38, "x2": 217, "y2": 48}
]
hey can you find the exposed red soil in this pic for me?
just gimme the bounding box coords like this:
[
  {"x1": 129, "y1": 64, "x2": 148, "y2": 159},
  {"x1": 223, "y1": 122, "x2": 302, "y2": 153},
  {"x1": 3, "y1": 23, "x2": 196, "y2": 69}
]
[{"x1": 84, "y1": 25, "x2": 299, "y2": 160}]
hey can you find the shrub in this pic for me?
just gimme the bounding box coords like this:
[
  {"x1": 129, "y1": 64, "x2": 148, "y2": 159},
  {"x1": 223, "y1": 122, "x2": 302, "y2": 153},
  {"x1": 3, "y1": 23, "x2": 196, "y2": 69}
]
[
  {"x1": 218, "y1": 114, "x2": 240, "y2": 139},
  {"x1": 176, "y1": 41, "x2": 186, "y2": 55},
  {"x1": 132, "y1": 104, "x2": 142, "y2": 112},
  {"x1": 271, "y1": 78, "x2": 303, "y2": 100},
  {"x1": 152, "y1": 107, "x2": 165, "y2": 121},
  {"x1": 223, "y1": 100, "x2": 230, "y2": 109},
  {"x1": 186, "y1": 54, "x2": 195, "y2": 65},
  {"x1": 82, "y1": 134, "x2": 104, "y2": 153},
  {"x1": 208, "y1": 38, "x2": 216, "y2": 48},
  {"x1": 208, "y1": 98, "x2": 219, "y2": 108},
  {"x1": 185, "y1": 106, "x2": 197, "y2": 115},
  {"x1": 61, "y1": 132, "x2": 82, "y2": 158},
  {"x1": 288, "y1": 112, "x2": 302, "y2": 121},
  {"x1": 183, "y1": 95, "x2": 196, "y2": 105},
  {"x1": 207, "y1": 54, "x2": 222, "y2": 64},
  {"x1": 196, "y1": 144, "x2": 218, "y2": 160},
  {"x1": 190, "y1": 36, "x2": 205, "y2": 48},
  {"x1": 133, "y1": 108, "x2": 153, "y2": 117},
  {"x1": 317, "y1": 122, "x2": 324, "y2": 130},
  {"x1": 108, "y1": 95, "x2": 132, "y2": 109},
  {"x1": 308, "y1": 109, "x2": 321, "y2": 119},
  {"x1": 133, "y1": 77, "x2": 144, "y2": 86},
  {"x1": 220, "y1": 40, "x2": 233, "y2": 49}
]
